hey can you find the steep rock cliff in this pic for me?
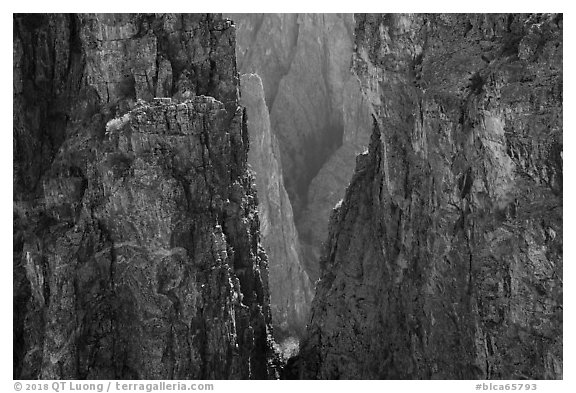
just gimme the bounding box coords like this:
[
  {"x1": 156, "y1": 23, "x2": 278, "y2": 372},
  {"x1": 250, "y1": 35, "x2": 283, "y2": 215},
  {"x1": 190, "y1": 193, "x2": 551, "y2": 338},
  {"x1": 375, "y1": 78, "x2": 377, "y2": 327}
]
[
  {"x1": 14, "y1": 13, "x2": 277, "y2": 379},
  {"x1": 231, "y1": 13, "x2": 372, "y2": 282},
  {"x1": 293, "y1": 13, "x2": 562, "y2": 380},
  {"x1": 239, "y1": 74, "x2": 313, "y2": 343}
]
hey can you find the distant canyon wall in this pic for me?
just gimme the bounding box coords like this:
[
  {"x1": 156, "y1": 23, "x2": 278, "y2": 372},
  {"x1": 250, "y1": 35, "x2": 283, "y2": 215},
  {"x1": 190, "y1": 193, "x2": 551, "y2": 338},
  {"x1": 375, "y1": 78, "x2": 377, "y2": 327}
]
[{"x1": 231, "y1": 13, "x2": 373, "y2": 284}]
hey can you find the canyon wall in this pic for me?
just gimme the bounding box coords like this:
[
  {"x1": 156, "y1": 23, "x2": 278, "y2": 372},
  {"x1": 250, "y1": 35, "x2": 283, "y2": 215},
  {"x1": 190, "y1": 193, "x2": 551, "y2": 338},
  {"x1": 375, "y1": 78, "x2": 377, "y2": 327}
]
[
  {"x1": 239, "y1": 74, "x2": 313, "y2": 342},
  {"x1": 14, "y1": 13, "x2": 278, "y2": 379},
  {"x1": 231, "y1": 13, "x2": 372, "y2": 282},
  {"x1": 292, "y1": 13, "x2": 563, "y2": 379}
]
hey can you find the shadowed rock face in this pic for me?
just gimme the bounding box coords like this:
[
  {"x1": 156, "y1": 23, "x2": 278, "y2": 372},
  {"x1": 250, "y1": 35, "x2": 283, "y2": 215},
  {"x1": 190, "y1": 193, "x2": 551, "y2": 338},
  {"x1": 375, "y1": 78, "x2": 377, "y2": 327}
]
[
  {"x1": 240, "y1": 74, "x2": 313, "y2": 342},
  {"x1": 291, "y1": 13, "x2": 562, "y2": 380},
  {"x1": 14, "y1": 13, "x2": 278, "y2": 380}
]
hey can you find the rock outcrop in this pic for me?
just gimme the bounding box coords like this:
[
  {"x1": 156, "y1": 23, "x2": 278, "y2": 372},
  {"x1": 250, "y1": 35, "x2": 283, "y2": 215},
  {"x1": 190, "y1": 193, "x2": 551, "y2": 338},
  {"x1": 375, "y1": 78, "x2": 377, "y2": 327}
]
[
  {"x1": 239, "y1": 74, "x2": 313, "y2": 343},
  {"x1": 292, "y1": 13, "x2": 563, "y2": 379},
  {"x1": 14, "y1": 13, "x2": 277, "y2": 379}
]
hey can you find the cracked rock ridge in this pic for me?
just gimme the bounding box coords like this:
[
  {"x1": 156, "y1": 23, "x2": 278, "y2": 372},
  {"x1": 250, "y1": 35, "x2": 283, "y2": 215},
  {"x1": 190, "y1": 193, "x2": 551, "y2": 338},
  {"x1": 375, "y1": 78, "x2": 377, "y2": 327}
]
[
  {"x1": 290, "y1": 13, "x2": 562, "y2": 380},
  {"x1": 14, "y1": 13, "x2": 278, "y2": 379}
]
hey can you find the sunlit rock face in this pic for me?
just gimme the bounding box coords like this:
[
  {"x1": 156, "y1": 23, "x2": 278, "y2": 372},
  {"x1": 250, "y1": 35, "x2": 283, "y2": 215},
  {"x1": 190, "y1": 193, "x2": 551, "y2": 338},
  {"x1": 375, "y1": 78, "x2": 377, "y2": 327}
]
[
  {"x1": 291, "y1": 13, "x2": 562, "y2": 380},
  {"x1": 239, "y1": 74, "x2": 313, "y2": 342},
  {"x1": 13, "y1": 13, "x2": 278, "y2": 380},
  {"x1": 230, "y1": 13, "x2": 373, "y2": 282}
]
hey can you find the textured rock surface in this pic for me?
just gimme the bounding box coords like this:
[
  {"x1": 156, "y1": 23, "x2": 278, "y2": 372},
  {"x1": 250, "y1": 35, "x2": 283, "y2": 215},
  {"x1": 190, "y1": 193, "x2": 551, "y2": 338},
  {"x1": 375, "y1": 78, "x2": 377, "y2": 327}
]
[
  {"x1": 292, "y1": 13, "x2": 563, "y2": 379},
  {"x1": 239, "y1": 74, "x2": 313, "y2": 340},
  {"x1": 14, "y1": 13, "x2": 278, "y2": 379},
  {"x1": 231, "y1": 13, "x2": 372, "y2": 282}
]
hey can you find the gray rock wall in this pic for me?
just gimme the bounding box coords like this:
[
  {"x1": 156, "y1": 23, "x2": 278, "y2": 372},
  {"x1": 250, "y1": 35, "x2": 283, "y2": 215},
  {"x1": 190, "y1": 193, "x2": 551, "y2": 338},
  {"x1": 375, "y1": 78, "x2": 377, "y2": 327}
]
[
  {"x1": 13, "y1": 13, "x2": 277, "y2": 380},
  {"x1": 231, "y1": 13, "x2": 373, "y2": 283},
  {"x1": 292, "y1": 13, "x2": 562, "y2": 380},
  {"x1": 240, "y1": 74, "x2": 313, "y2": 341}
]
